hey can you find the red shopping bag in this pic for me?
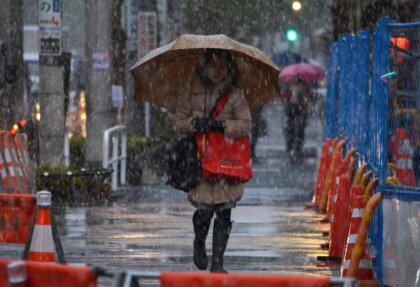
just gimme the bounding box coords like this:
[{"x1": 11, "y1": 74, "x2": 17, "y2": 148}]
[
  {"x1": 196, "y1": 93, "x2": 253, "y2": 183},
  {"x1": 196, "y1": 132, "x2": 252, "y2": 182}
]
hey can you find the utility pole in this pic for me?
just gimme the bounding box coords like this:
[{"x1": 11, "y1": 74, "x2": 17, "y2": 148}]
[
  {"x1": 85, "y1": 0, "x2": 116, "y2": 167},
  {"x1": 38, "y1": 0, "x2": 71, "y2": 166},
  {"x1": 0, "y1": 0, "x2": 24, "y2": 131},
  {"x1": 125, "y1": 0, "x2": 158, "y2": 137}
]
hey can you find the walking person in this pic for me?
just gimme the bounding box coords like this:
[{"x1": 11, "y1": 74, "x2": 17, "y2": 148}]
[
  {"x1": 250, "y1": 106, "x2": 267, "y2": 159},
  {"x1": 284, "y1": 77, "x2": 314, "y2": 162},
  {"x1": 174, "y1": 49, "x2": 252, "y2": 273}
]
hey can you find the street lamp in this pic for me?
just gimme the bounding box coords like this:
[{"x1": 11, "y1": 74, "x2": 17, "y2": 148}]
[{"x1": 292, "y1": 1, "x2": 302, "y2": 11}]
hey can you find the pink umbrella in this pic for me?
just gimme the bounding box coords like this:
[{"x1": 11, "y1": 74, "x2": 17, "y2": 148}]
[{"x1": 278, "y1": 63, "x2": 325, "y2": 83}]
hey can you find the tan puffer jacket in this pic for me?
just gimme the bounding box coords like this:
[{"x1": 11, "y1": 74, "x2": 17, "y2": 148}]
[{"x1": 174, "y1": 75, "x2": 252, "y2": 206}]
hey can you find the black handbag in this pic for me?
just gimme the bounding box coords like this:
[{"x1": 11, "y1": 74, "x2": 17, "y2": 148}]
[
  {"x1": 166, "y1": 93, "x2": 227, "y2": 192},
  {"x1": 165, "y1": 135, "x2": 202, "y2": 192}
]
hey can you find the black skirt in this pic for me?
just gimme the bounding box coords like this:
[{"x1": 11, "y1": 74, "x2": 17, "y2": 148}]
[{"x1": 191, "y1": 201, "x2": 237, "y2": 212}]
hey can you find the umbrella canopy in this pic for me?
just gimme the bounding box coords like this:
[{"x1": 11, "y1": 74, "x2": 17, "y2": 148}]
[
  {"x1": 271, "y1": 51, "x2": 302, "y2": 68},
  {"x1": 278, "y1": 63, "x2": 325, "y2": 83},
  {"x1": 130, "y1": 34, "x2": 282, "y2": 113}
]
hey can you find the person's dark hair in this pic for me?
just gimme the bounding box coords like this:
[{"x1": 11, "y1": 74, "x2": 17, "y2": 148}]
[{"x1": 196, "y1": 49, "x2": 239, "y2": 93}]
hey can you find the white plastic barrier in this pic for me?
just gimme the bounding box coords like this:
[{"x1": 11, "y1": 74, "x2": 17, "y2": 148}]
[
  {"x1": 102, "y1": 125, "x2": 127, "y2": 191},
  {"x1": 381, "y1": 191, "x2": 420, "y2": 287}
]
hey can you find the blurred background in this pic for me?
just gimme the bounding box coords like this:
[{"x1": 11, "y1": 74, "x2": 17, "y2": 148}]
[{"x1": 1, "y1": 0, "x2": 419, "y2": 174}]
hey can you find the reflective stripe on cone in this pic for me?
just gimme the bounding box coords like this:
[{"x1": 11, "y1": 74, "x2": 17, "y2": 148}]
[
  {"x1": 27, "y1": 192, "x2": 56, "y2": 262},
  {"x1": 341, "y1": 185, "x2": 375, "y2": 281}
]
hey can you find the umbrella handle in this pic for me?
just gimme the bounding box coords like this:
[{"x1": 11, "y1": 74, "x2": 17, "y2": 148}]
[{"x1": 197, "y1": 135, "x2": 206, "y2": 160}]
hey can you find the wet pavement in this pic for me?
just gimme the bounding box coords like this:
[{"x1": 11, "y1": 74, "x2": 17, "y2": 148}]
[{"x1": 2, "y1": 101, "x2": 340, "y2": 284}]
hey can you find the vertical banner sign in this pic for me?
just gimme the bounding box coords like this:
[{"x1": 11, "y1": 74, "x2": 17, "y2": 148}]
[
  {"x1": 125, "y1": 0, "x2": 139, "y2": 52},
  {"x1": 137, "y1": 12, "x2": 157, "y2": 58},
  {"x1": 39, "y1": 0, "x2": 62, "y2": 55}
]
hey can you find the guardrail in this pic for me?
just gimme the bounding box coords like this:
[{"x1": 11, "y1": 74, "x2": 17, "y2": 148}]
[{"x1": 102, "y1": 125, "x2": 127, "y2": 191}]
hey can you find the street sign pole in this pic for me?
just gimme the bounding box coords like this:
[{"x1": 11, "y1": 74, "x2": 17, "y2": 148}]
[
  {"x1": 39, "y1": 0, "x2": 62, "y2": 56},
  {"x1": 38, "y1": 0, "x2": 70, "y2": 166},
  {"x1": 138, "y1": 12, "x2": 157, "y2": 138}
]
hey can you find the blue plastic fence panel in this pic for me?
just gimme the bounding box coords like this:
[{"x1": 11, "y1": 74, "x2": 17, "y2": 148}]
[
  {"x1": 371, "y1": 17, "x2": 391, "y2": 185},
  {"x1": 324, "y1": 43, "x2": 338, "y2": 140},
  {"x1": 336, "y1": 36, "x2": 345, "y2": 137},
  {"x1": 371, "y1": 17, "x2": 392, "y2": 285},
  {"x1": 344, "y1": 36, "x2": 353, "y2": 142},
  {"x1": 347, "y1": 35, "x2": 357, "y2": 151},
  {"x1": 337, "y1": 35, "x2": 352, "y2": 140},
  {"x1": 350, "y1": 35, "x2": 359, "y2": 151},
  {"x1": 355, "y1": 31, "x2": 370, "y2": 158}
]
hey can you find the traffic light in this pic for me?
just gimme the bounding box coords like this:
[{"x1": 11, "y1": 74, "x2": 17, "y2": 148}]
[{"x1": 286, "y1": 29, "x2": 299, "y2": 42}]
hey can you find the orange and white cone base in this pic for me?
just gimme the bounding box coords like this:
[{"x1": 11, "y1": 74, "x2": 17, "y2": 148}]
[
  {"x1": 341, "y1": 187, "x2": 375, "y2": 280},
  {"x1": 27, "y1": 192, "x2": 56, "y2": 262}
]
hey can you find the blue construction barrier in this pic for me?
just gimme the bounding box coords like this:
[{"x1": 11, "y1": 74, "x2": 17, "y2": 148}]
[{"x1": 325, "y1": 16, "x2": 420, "y2": 286}]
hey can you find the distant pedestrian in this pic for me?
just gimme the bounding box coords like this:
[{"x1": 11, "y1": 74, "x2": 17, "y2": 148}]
[
  {"x1": 250, "y1": 106, "x2": 267, "y2": 159},
  {"x1": 175, "y1": 49, "x2": 252, "y2": 273},
  {"x1": 284, "y1": 77, "x2": 315, "y2": 162},
  {"x1": 18, "y1": 115, "x2": 39, "y2": 166}
]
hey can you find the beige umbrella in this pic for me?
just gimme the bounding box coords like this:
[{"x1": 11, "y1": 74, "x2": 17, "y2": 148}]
[{"x1": 130, "y1": 34, "x2": 282, "y2": 113}]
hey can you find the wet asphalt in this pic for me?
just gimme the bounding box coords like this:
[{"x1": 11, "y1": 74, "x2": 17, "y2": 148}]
[{"x1": 2, "y1": 101, "x2": 340, "y2": 284}]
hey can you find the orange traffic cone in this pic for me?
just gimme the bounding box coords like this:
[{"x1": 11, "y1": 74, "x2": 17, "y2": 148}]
[
  {"x1": 311, "y1": 138, "x2": 333, "y2": 208},
  {"x1": 360, "y1": 171, "x2": 372, "y2": 194},
  {"x1": 317, "y1": 173, "x2": 351, "y2": 266},
  {"x1": 328, "y1": 174, "x2": 351, "y2": 261},
  {"x1": 393, "y1": 129, "x2": 416, "y2": 186},
  {"x1": 318, "y1": 140, "x2": 345, "y2": 212},
  {"x1": 27, "y1": 191, "x2": 56, "y2": 262},
  {"x1": 341, "y1": 185, "x2": 374, "y2": 279},
  {"x1": 363, "y1": 178, "x2": 379, "y2": 204},
  {"x1": 347, "y1": 157, "x2": 356, "y2": 183},
  {"x1": 352, "y1": 162, "x2": 368, "y2": 189},
  {"x1": 346, "y1": 193, "x2": 381, "y2": 285},
  {"x1": 327, "y1": 147, "x2": 355, "y2": 222}
]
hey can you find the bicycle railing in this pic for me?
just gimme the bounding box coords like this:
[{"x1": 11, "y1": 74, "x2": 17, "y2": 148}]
[{"x1": 102, "y1": 125, "x2": 127, "y2": 191}]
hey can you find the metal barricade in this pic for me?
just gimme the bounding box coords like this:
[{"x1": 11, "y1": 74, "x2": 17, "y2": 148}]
[
  {"x1": 102, "y1": 125, "x2": 127, "y2": 191},
  {"x1": 110, "y1": 271, "x2": 359, "y2": 287}
]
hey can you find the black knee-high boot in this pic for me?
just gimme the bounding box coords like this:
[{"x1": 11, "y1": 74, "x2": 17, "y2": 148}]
[
  {"x1": 193, "y1": 209, "x2": 213, "y2": 270},
  {"x1": 210, "y1": 209, "x2": 232, "y2": 273}
]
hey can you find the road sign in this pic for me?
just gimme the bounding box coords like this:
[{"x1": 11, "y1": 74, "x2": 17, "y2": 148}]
[
  {"x1": 137, "y1": 12, "x2": 157, "y2": 58},
  {"x1": 92, "y1": 49, "x2": 110, "y2": 71},
  {"x1": 39, "y1": 0, "x2": 62, "y2": 55},
  {"x1": 125, "y1": 0, "x2": 139, "y2": 52}
]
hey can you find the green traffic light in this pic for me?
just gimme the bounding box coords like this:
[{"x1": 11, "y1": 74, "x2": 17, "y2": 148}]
[{"x1": 286, "y1": 29, "x2": 298, "y2": 42}]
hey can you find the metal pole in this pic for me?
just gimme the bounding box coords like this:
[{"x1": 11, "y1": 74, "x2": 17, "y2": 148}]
[
  {"x1": 102, "y1": 129, "x2": 109, "y2": 169},
  {"x1": 112, "y1": 134, "x2": 118, "y2": 190},
  {"x1": 145, "y1": 102, "x2": 151, "y2": 137},
  {"x1": 64, "y1": 131, "x2": 69, "y2": 167},
  {"x1": 120, "y1": 128, "x2": 127, "y2": 185}
]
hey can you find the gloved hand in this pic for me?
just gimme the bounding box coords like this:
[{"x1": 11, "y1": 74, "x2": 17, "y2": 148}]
[{"x1": 192, "y1": 117, "x2": 224, "y2": 133}]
